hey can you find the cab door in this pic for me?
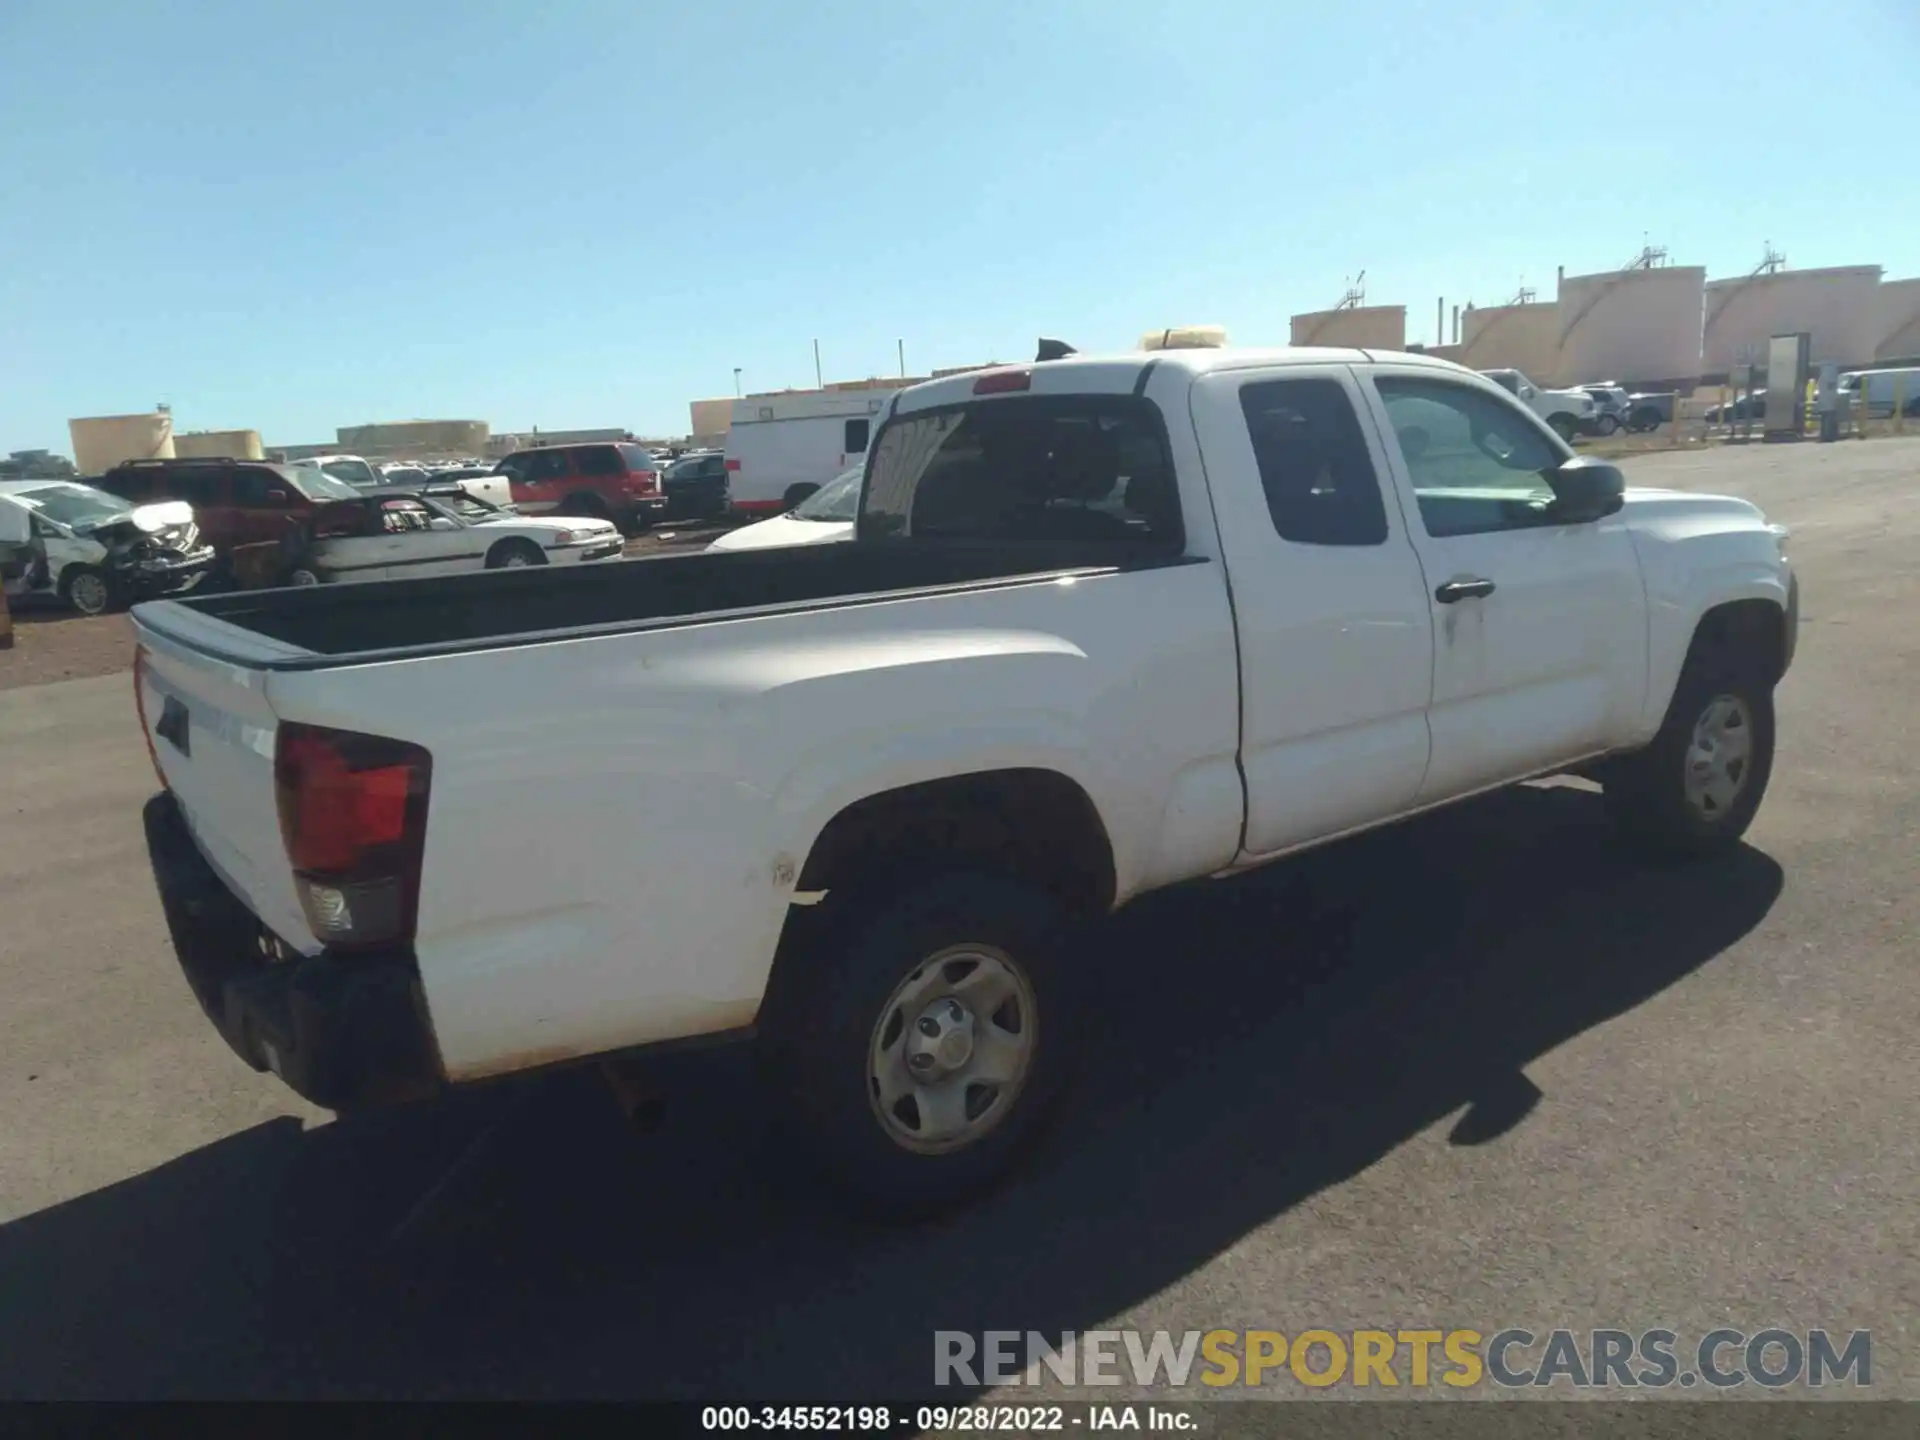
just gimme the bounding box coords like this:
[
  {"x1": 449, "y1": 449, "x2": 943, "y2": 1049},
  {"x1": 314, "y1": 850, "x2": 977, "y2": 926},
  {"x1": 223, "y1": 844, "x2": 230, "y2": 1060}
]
[
  {"x1": 1356, "y1": 366, "x2": 1649, "y2": 801},
  {"x1": 1190, "y1": 364, "x2": 1436, "y2": 857}
]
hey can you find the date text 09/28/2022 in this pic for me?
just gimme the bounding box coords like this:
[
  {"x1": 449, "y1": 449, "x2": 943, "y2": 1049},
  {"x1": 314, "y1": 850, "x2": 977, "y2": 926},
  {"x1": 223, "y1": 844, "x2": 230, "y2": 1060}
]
[{"x1": 701, "y1": 1406, "x2": 1191, "y2": 1432}]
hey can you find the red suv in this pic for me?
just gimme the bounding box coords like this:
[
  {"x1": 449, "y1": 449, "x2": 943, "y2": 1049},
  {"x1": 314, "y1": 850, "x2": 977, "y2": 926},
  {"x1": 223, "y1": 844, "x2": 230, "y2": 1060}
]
[
  {"x1": 493, "y1": 443, "x2": 666, "y2": 533},
  {"x1": 95, "y1": 457, "x2": 364, "y2": 577}
]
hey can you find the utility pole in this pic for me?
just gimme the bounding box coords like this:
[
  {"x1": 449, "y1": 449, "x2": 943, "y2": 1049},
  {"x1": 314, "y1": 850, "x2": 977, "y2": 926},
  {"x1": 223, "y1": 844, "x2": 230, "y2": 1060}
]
[
  {"x1": 733, "y1": 367, "x2": 742, "y2": 397},
  {"x1": 813, "y1": 340, "x2": 823, "y2": 389},
  {"x1": 898, "y1": 339, "x2": 906, "y2": 379}
]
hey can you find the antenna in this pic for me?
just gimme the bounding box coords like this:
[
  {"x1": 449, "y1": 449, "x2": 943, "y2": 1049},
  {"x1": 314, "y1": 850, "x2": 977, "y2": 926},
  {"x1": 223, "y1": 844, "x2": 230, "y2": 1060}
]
[{"x1": 1334, "y1": 271, "x2": 1367, "y2": 310}]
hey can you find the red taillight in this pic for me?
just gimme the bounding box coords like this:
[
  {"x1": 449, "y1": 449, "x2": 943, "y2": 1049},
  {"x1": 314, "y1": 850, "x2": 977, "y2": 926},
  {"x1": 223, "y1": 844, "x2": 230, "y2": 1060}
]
[
  {"x1": 628, "y1": 467, "x2": 659, "y2": 494},
  {"x1": 133, "y1": 645, "x2": 166, "y2": 789},
  {"x1": 724, "y1": 458, "x2": 741, "y2": 471},
  {"x1": 973, "y1": 369, "x2": 1032, "y2": 395},
  {"x1": 274, "y1": 721, "x2": 432, "y2": 952}
]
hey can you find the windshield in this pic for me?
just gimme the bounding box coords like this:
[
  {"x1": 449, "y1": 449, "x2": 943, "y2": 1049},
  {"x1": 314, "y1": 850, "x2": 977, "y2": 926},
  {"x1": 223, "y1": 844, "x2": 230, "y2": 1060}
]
[
  {"x1": 295, "y1": 469, "x2": 362, "y2": 501},
  {"x1": 320, "y1": 458, "x2": 381, "y2": 487},
  {"x1": 11, "y1": 483, "x2": 132, "y2": 529},
  {"x1": 794, "y1": 467, "x2": 863, "y2": 521},
  {"x1": 427, "y1": 490, "x2": 495, "y2": 521},
  {"x1": 416, "y1": 495, "x2": 475, "y2": 527}
]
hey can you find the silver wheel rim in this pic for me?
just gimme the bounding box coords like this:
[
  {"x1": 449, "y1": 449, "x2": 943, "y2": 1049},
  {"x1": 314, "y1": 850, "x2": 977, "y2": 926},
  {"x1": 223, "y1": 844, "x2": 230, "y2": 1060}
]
[
  {"x1": 503, "y1": 552, "x2": 531, "y2": 567},
  {"x1": 867, "y1": 944, "x2": 1038, "y2": 1154},
  {"x1": 70, "y1": 573, "x2": 108, "y2": 614},
  {"x1": 1684, "y1": 693, "x2": 1754, "y2": 819},
  {"x1": 290, "y1": 570, "x2": 319, "y2": 587}
]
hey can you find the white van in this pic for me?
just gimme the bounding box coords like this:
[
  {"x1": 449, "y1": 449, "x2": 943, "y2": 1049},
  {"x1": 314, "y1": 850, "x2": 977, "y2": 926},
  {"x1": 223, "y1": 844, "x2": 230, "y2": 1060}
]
[
  {"x1": 1837, "y1": 368, "x2": 1920, "y2": 419},
  {"x1": 722, "y1": 386, "x2": 905, "y2": 515}
]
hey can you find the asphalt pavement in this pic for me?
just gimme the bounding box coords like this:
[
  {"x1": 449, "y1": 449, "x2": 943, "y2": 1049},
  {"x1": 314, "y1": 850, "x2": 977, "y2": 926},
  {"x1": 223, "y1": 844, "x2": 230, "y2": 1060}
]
[{"x1": 0, "y1": 438, "x2": 1914, "y2": 1401}]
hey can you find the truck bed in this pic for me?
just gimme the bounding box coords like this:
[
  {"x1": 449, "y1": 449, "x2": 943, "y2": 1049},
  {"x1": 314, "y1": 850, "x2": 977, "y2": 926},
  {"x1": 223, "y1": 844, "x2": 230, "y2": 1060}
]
[{"x1": 144, "y1": 538, "x2": 1169, "y2": 668}]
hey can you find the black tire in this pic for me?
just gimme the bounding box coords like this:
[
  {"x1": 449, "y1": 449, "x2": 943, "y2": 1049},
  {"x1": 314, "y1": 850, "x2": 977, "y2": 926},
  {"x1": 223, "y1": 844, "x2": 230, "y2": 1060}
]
[
  {"x1": 1547, "y1": 414, "x2": 1578, "y2": 443},
  {"x1": 1596, "y1": 413, "x2": 1620, "y2": 436},
  {"x1": 782, "y1": 483, "x2": 819, "y2": 511},
  {"x1": 485, "y1": 538, "x2": 546, "y2": 569},
  {"x1": 758, "y1": 873, "x2": 1079, "y2": 1220},
  {"x1": 1603, "y1": 641, "x2": 1776, "y2": 860},
  {"x1": 1630, "y1": 407, "x2": 1662, "y2": 433},
  {"x1": 59, "y1": 564, "x2": 122, "y2": 617}
]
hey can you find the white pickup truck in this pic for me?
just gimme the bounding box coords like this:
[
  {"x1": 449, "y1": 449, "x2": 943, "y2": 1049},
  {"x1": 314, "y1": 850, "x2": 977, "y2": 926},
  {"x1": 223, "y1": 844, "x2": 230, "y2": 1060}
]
[
  {"x1": 1480, "y1": 368, "x2": 1598, "y2": 441},
  {"x1": 132, "y1": 347, "x2": 1798, "y2": 1217}
]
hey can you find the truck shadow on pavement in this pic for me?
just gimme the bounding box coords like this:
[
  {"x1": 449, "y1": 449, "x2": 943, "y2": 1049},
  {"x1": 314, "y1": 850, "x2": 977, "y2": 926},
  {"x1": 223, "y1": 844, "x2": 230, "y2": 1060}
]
[{"x1": 0, "y1": 782, "x2": 1782, "y2": 1399}]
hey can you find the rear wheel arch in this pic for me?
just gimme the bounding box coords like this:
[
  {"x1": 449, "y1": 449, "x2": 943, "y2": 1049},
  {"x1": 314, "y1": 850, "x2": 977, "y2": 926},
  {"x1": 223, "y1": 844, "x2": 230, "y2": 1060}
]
[{"x1": 793, "y1": 768, "x2": 1118, "y2": 919}]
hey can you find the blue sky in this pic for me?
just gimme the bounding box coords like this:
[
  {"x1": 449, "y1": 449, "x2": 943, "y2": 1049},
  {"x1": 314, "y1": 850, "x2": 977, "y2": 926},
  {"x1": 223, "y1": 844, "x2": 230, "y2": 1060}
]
[{"x1": 2, "y1": 0, "x2": 1914, "y2": 453}]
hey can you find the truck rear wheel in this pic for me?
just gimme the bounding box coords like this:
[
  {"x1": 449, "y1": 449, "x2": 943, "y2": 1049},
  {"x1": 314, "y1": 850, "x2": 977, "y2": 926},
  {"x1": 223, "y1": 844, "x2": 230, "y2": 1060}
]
[
  {"x1": 1603, "y1": 645, "x2": 1776, "y2": 859},
  {"x1": 759, "y1": 873, "x2": 1078, "y2": 1219}
]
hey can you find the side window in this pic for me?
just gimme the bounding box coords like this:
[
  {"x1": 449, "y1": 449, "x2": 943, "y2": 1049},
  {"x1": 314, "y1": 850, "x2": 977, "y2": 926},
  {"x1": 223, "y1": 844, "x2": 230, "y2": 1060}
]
[
  {"x1": 107, "y1": 470, "x2": 152, "y2": 501},
  {"x1": 1374, "y1": 377, "x2": 1561, "y2": 538},
  {"x1": 574, "y1": 445, "x2": 622, "y2": 476},
  {"x1": 844, "y1": 418, "x2": 870, "y2": 454},
  {"x1": 380, "y1": 499, "x2": 432, "y2": 534},
  {"x1": 527, "y1": 450, "x2": 571, "y2": 482},
  {"x1": 231, "y1": 470, "x2": 288, "y2": 506},
  {"x1": 157, "y1": 470, "x2": 223, "y2": 507},
  {"x1": 496, "y1": 453, "x2": 530, "y2": 482},
  {"x1": 862, "y1": 396, "x2": 1181, "y2": 550},
  {"x1": 1237, "y1": 378, "x2": 1388, "y2": 546}
]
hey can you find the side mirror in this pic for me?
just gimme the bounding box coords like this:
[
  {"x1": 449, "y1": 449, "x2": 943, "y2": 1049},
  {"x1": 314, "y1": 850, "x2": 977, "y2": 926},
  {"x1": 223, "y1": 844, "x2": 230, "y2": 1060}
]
[
  {"x1": 1520, "y1": 384, "x2": 1536, "y2": 400},
  {"x1": 266, "y1": 489, "x2": 290, "y2": 505},
  {"x1": 1547, "y1": 456, "x2": 1625, "y2": 523}
]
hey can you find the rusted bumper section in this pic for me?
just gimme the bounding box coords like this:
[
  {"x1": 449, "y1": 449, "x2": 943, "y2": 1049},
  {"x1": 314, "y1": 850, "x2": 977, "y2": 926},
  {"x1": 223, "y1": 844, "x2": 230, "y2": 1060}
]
[{"x1": 142, "y1": 791, "x2": 444, "y2": 1111}]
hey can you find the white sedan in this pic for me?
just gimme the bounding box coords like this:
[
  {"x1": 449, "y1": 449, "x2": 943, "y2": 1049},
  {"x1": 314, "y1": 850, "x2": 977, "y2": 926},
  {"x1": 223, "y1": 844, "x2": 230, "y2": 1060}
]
[
  {"x1": 705, "y1": 466, "x2": 859, "y2": 552},
  {"x1": 288, "y1": 489, "x2": 623, "y2": 585}
]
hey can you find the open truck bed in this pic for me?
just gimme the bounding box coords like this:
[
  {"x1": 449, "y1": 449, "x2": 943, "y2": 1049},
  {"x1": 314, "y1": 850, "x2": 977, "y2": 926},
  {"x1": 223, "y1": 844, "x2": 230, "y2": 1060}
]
[{"x1": 139, "y1": 539, "x2": 1152, "y2": 667}]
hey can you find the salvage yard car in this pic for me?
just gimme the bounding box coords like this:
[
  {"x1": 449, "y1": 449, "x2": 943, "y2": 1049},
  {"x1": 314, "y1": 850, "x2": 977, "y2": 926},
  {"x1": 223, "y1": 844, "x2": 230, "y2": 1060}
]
[
  {"x1": 130, "y1": 346, "x2": 1797, "y2": 1218},
  {"x1": 704, "y1": 465, "x2": 860, "y2": 551},
  {"x1": 278, "y1": 488, "x2": 622, "y2": 584},
  {"x1": 0, "y1": 479, "x2": 213, "y2": 615}
]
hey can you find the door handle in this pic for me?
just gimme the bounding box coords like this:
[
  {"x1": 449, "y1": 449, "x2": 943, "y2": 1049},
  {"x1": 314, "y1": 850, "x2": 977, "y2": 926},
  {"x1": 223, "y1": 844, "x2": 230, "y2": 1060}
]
[{"x1": 1435, "y1": 577, "x2": 1496, "y2": 603}]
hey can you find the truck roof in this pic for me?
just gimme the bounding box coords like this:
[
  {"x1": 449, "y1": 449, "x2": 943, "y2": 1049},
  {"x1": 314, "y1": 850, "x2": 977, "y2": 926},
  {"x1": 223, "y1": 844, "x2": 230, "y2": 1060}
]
[{"x1": 890, "y1": 346, "x2": 1475, "y2": 415}]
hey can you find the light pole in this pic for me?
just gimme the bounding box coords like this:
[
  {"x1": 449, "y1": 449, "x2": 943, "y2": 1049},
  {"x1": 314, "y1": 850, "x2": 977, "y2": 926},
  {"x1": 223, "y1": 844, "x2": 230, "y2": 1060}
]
[{"x1": 733, "y1": 368, "x2": 742, "y2": 397}]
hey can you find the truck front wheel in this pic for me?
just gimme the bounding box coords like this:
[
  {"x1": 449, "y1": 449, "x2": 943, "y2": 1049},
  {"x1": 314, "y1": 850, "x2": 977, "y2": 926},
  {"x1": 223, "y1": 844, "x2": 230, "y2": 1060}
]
[
  {"x1": 1548, "y1": 413, "x2": 1579, "y2": 442},
  {"x1": 1603, "y1": 646, "x2": 1776, "y2": 859},
  {"x1": 759, "y1": 873, "x2": 1078, "y2": 1219}
]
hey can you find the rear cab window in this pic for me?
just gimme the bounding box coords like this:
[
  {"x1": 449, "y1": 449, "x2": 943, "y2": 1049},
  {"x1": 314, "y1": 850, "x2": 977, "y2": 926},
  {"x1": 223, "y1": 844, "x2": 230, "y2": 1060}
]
[
  {"x1": 860, "y1": 394, "x2": 1182, "y2": 552},
  {"x1": 1238, "y1": 378, "x2": 1388, "y2": 546}
]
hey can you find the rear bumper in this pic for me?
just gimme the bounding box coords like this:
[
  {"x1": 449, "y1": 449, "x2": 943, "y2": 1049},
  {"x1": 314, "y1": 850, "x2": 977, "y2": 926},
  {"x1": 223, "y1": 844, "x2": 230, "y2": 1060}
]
[{"x1": 142, "y1": 791, "x2": 444, "y2": 1111}]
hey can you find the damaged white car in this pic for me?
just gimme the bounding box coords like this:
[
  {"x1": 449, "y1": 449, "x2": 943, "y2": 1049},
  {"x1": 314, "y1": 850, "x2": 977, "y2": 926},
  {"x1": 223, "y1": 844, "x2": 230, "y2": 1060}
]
[
  {"x1": 0, "y1": 480, "x2": 215, "y2": 616},
  {"x1": 280, "y1": 488, "x2": 624, "y2": 586}
]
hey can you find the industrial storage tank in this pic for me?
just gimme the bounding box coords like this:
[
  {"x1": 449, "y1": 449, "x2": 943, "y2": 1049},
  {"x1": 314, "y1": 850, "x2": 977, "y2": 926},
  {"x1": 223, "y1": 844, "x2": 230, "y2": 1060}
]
[
  {"x1": 173, "y1": 428, "x2": 264, "y2": 460},
  {"x1": 1456, "y1": 302, "x2": 1563, "y2": 382},
  {"x1": 335, "y1": 418, "x2": 490, "y2": 458},
  {"x1": 1555, "y1": 266, "x2": 1706, "y2": 387},
  {"x1": 1701, "y1": 264, "x2": 1882, "y2": 373},
  {"x1": 1290, "y1": 306, "x2": 1406, "y2": 351},
  {"x1": 1874, "y1": 278, "x2": 1920, "y2": 362},
  {"x1": 68, "y1": 412, "x2": 175, "y2": 474}
]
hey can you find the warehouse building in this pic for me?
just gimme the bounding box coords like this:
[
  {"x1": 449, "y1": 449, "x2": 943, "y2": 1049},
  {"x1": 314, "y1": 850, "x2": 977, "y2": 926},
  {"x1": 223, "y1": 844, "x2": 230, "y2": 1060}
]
[{"x1": 336, "y1": 418, "x2": 490, "y2": 459}]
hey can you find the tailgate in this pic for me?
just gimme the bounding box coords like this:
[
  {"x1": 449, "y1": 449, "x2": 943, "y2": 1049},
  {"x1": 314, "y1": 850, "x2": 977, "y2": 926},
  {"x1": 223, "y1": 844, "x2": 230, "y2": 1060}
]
[{"x1": 133, "y1": 604, "x2": 319, "y2": 953}]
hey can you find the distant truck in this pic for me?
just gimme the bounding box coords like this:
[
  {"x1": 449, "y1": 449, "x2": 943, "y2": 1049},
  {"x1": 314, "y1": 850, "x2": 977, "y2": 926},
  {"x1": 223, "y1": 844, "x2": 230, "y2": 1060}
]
[
  {"x1": 722, "y1": 386, "x2": 906, "y2": 515},
  {"x1": 1480, "y1": 369, "x2": 1597, "y2": 441}
]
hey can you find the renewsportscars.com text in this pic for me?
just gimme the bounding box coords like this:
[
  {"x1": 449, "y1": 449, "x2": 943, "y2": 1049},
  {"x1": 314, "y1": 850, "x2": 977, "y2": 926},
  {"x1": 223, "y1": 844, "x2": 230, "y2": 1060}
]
[{"x1": 935, "y1": 1327, "x2": 1871, "y2": 1390}]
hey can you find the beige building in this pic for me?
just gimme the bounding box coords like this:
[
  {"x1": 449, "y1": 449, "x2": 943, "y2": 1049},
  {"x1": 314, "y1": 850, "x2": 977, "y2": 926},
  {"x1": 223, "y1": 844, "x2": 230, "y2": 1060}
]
[
  {"x1": 1456, "y1": 301, "x2": 1563, "y2": 381},
  {"x1": 336, "y1": 418, "x2": 489, "y2": 459},
  {"x1": 174, "y1": 428, "x2": 264, "y2": 460},
  {"x1": 1289, "y1": 305, "x2": 1407, "y2": 351},
  {"x1": 1874, "y1": 278, "x2": 1920, "y2": 361},
  {"x1": 1556, "y1": 266, "x2": 1706, "y2": 385},
  {"x1": 1702, "y1": 264, "x2": 1883, "y2": 372},
  {"x1": 68, "y1": 412, "x2": 174, "y2": 474}
]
